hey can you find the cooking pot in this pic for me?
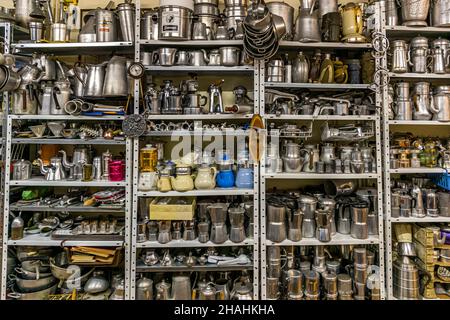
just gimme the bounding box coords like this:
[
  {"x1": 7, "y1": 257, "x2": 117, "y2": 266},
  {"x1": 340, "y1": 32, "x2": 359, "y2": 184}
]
[
  {"x1": 11, "y1": 274, "x2": 56, "y2": 293},
  {"x1": 8, "y1": 283, "x2": 57, "y2": 300},
  {"x1": 219, "y1": 47, "x2": 240, "y2": 66}
]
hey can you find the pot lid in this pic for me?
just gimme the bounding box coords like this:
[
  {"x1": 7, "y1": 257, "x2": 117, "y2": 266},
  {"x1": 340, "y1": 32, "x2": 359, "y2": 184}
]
[
  {"x1": 298, "y1": 195, "x2": 317, "y2": 204},
  {"x1": 176, "y1": 165, "x2": 192, "y2": 175},
  {"x1": 410, "y1": 36, "x2": 429, "y2": 48}
]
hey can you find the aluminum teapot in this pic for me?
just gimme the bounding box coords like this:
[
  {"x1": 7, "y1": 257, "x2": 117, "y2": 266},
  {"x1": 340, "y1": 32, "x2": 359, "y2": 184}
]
[
  {"x1": 60, "y1": 146, "x2": 92, "y2": 180},
  {"x1": 36, "y1": 157, "x2": 66, "y2": 181}
]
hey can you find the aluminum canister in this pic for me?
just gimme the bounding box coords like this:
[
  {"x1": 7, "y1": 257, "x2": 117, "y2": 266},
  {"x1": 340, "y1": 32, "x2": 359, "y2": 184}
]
[
  {"x1": 117, "y1": 3, "x2": 135, "y2": 42},
  {"x1": 95, "y1": 9, "x2": 118, "y2": 42},
  {"x1": 159, "y1": 5, "x2": 193, "y2": 40},
  {"x1": 141, "y1": 10, "x2": 159, "y2": 40}
]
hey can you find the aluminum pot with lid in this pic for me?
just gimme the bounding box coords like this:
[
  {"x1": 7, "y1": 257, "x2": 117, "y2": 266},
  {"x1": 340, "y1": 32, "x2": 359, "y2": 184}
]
[
  {"x1": 194, "y1": 3, "x2": 219, "y2": 15},
  {"x1": 159, "y1": 5, "x2": 193, "y2": 40},
  {"x1": 219, "y1": 47, "x2": 240, "y2": 66},
  {"x1": 410, "y1": 36, "x2": 429, "y2": 50}
]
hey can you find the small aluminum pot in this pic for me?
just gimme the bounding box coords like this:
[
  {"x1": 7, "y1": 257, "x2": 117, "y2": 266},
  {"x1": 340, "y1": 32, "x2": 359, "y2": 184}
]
[{"x1": 219, "y1": 47, "x2": 240, "y2": 66}]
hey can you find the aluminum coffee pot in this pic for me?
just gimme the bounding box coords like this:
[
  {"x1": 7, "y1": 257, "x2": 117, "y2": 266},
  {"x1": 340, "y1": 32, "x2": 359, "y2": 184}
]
[
  {"x1": 315, "y1": 209, "x2": 332, "y2": 242},
  {"x1": 411, "y1": 185, "x2": 425, "y2": 218},
  {"x1": 412, "y1": 82, "x2": 432, "y2": 120},
  {"x1": 390, "y1": 40, "x2": 410, "y2": 73},
  {"x1": 267, "y1": 203, "x2": 287, "y2": 243},
  {"x1": 36, "y1": 157, "x2": 66, "y2": 181}
]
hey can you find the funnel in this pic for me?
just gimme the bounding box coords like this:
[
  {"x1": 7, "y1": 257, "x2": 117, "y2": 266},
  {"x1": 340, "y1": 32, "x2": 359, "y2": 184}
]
[
  {"x1": 29, "y1": 124, "x2": 46, "y2": 137},
  {"x1": 47, "y1": 121, "x2": 65, "y2": 137}
]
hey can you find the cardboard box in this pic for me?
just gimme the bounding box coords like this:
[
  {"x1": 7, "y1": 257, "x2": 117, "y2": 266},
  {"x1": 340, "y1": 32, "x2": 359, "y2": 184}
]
[{"x1": 149, "y1": 197, "x2": 196, "y2": 220}]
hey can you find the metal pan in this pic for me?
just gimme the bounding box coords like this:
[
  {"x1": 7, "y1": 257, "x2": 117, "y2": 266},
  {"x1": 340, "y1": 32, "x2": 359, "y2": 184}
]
[
  {"x1": 14, "y1": 267, "x2": 52, "y2": 280},
  {"x1": 8, "y1": 283, "x2": 58, "y2": 300},
  {"x1": 10, "y1": 274, "x2": 57, "y2": 293}
]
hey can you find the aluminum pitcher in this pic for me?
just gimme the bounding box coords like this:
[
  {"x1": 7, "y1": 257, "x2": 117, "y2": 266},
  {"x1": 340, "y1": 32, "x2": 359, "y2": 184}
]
[{"x1": 103, "y1": 56, "x2": 128, "y2": 96}]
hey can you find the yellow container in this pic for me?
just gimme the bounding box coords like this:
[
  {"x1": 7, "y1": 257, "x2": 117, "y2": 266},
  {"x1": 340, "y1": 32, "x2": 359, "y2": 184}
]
[{"x1": 149, "y1": 197, "x2": 196, "y2": 220}]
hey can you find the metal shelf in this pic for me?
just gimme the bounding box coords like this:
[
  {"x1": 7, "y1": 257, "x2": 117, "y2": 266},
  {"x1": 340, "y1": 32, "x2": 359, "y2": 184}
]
[
  {"x1": 263, "y1": 173, "x2": 378, "y2": 179},
  {"x1": 389, "y1": 72, "x2": 450, "y2": 80},
  {"x1": 9, "y1": 178, "x2": 127, "y2": 187},
  {"x1": 389, "y1": 168, "x2": 446, "y2": 174},
  {"x1": 136, "y1": 262, "x2": 253, "y2": 273},
  {"x1": 7, "y1": 233, "x2": 124, "y2": 247},
  {"x1": 265, "y1": 114, "x2": 378, "y2": 121},
  {"x1": 265, "y1": 234, "x2": 380, "y2": 246},
  {"x1": 12, "y1": 41, "x2": 134, "y2": 55},
  {"x1": 10, "y1": 203, "x2": 125, "y2": 213},
  {"x1": 279, "y1": 41, "x2": 372, "y2": 49},
  {"x1": 146, "y1": 114, "x2": 253, "y2": 120},
  {"x1": 390, "y1": 216, "x2": 450, "y2": 223},
  {"x1": 143, "y1": 130, "x2": 250, "y2": 137},
  {"x1": 136, "y1": 239, "x2": 254, "y2": 248},
  {"x1": 9, "y1": 115, "x2": 125, "y2": 121},
  {"x1": 264, "y1": 82, "x2": 372, "y2": 90},
  {"x1": 145, "y1": 66, "x2": 254, "y2": 73},
  {"x1": 139, "y1": 39, "x2": 243, "y2": 47},
  {"x1": 137, "y1": 188, "x2": 254, "y2": 197},
  {"x1": 389, "y1": 120, "x2": 450, "y2": 126},
  {"x1": 385, "y1": 25, "x2": 450, "y2": 37},
  {"x1": 11, "y1": 138, "x2": 126, "y2": 145}
]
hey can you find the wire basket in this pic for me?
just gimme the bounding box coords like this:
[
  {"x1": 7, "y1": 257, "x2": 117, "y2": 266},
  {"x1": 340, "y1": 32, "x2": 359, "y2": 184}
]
[{"x1": 430, "y1": 170, "x2": 450, "y2": 191}]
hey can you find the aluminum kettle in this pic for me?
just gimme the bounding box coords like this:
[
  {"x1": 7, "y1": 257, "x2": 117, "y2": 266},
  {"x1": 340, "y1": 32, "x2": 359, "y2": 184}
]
[
  {"x1": 103, "y1": 56, "x2": 128, "y2": 96},
  {"x1": 294, "y1": 4, "x2": 321, "y2": 42},
  {"x1": 84, "y1": 63, "x2": 106, "y2": 97}
]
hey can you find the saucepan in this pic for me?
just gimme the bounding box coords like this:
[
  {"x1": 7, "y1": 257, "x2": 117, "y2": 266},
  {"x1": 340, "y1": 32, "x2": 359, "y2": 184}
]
[
  {"x1": 0, "y1": 65, "x2": 21, "y2": 92},
  {"x1": 8, "y1": 283, "x2": 58, "y2": 300},
  {"x1": 15, "y1": 267, "x2": 52, "y2": 280},
  {"x1": 10, "y1": 274, "x2": 57, "y2": 293}
]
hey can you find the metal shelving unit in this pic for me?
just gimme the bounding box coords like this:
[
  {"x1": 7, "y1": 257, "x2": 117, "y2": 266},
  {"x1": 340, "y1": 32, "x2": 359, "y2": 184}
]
[
  {"x1": 380, "y1": 2, "x2": 450, "y2": 300},
  {"x1": 264, "y1": 82, "x2": 372, "y2": 90},
  {"x1": 129, "y1": 0, "x2": 260, "y2": 299},
  {"x1": 11, "y1": 138, "x2": 126, "y2": 145},
  {"x1": 0, "y1": 23, "x2": 134, "y2": 300},
  {"x1": 259, "y1": 2, "x2": 386, "y2": 300},
  {"x1": 12, "y1": 41, "x2": 134, "y2": 55}
]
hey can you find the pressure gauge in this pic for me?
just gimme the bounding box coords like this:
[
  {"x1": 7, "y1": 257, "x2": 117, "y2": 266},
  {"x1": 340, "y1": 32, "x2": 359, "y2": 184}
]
[{"x1": 128, "y1": 62, "x2": 145, "y2": 79}]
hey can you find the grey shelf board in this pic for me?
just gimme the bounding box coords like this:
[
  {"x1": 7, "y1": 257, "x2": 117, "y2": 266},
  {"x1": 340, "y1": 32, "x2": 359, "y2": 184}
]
[
  {"x1": 139, "y1": 39, "x2": 243, "y2": 47},
  {"x1": 385, "y1": 25, "x2": 450, "y2": 36},
  {"x1": 136, "y1": 239, "x2": 254, "y2": 248},
  {"x1": 137, "y1": 188, "x2": 254, "y2": 197},
  {"x1": 389, "y1": 72, "x2": 450, "y2": 79},
  {"x1": 279, "y1": 41, "x2": 372, "y2": 49},
  {"x1": 11, "y1": 138, "x2": 126, "y2": 145},
  {"x1": 9, "y1": 178, "x2": 127, "y2": 187},
  {"x1": 389, "y1": 120, "x2": 450, "y2": 126},
  {"x1": 9, "y1": 115, "x2": 124, "y2": 121},
  {"x1": 10, "y1": 203, "x2": 125, "y2": 213},
  {"x1": 12, "y1": 41, "x2": 134, "y2": 55},
  {"x1": 390, "y1": 216, "x2": 450, "y2": 223},
  {"x1": 146, "y1": 114, "x2": 253, "y2": 120},
  {"x1": 263, "y1": 173, "x2": 378, "y2": 179},
  {"x1": 389, "y1": 168, "x2": 446, "y2": 174},
  {"x1": 7, "y1": 234, "x2": 124, "y2": 247},
  {"x1": 136, "y1": 263, "x2": 253, "y2": 273},
  {"x1": 266, "y1": 234, "x2": 380, "y2": 246},
  {"x1": 144, "y1": 66, "x2": 254, "y2": 73},
  {"x1": 143, "y1": 130, "x2": 250, "y2": 137},
  {"x1": 265, "y1": 114, "x2": 378, "y2": 121},
  {"x1": 264, "y1": 82, "x2": 372, "y2": 90}
]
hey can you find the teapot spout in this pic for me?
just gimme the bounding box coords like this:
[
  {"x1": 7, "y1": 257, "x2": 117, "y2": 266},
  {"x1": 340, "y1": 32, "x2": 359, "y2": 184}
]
[{"x1": 59, "y1": 149, "x2": 73, "y2": 168}]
